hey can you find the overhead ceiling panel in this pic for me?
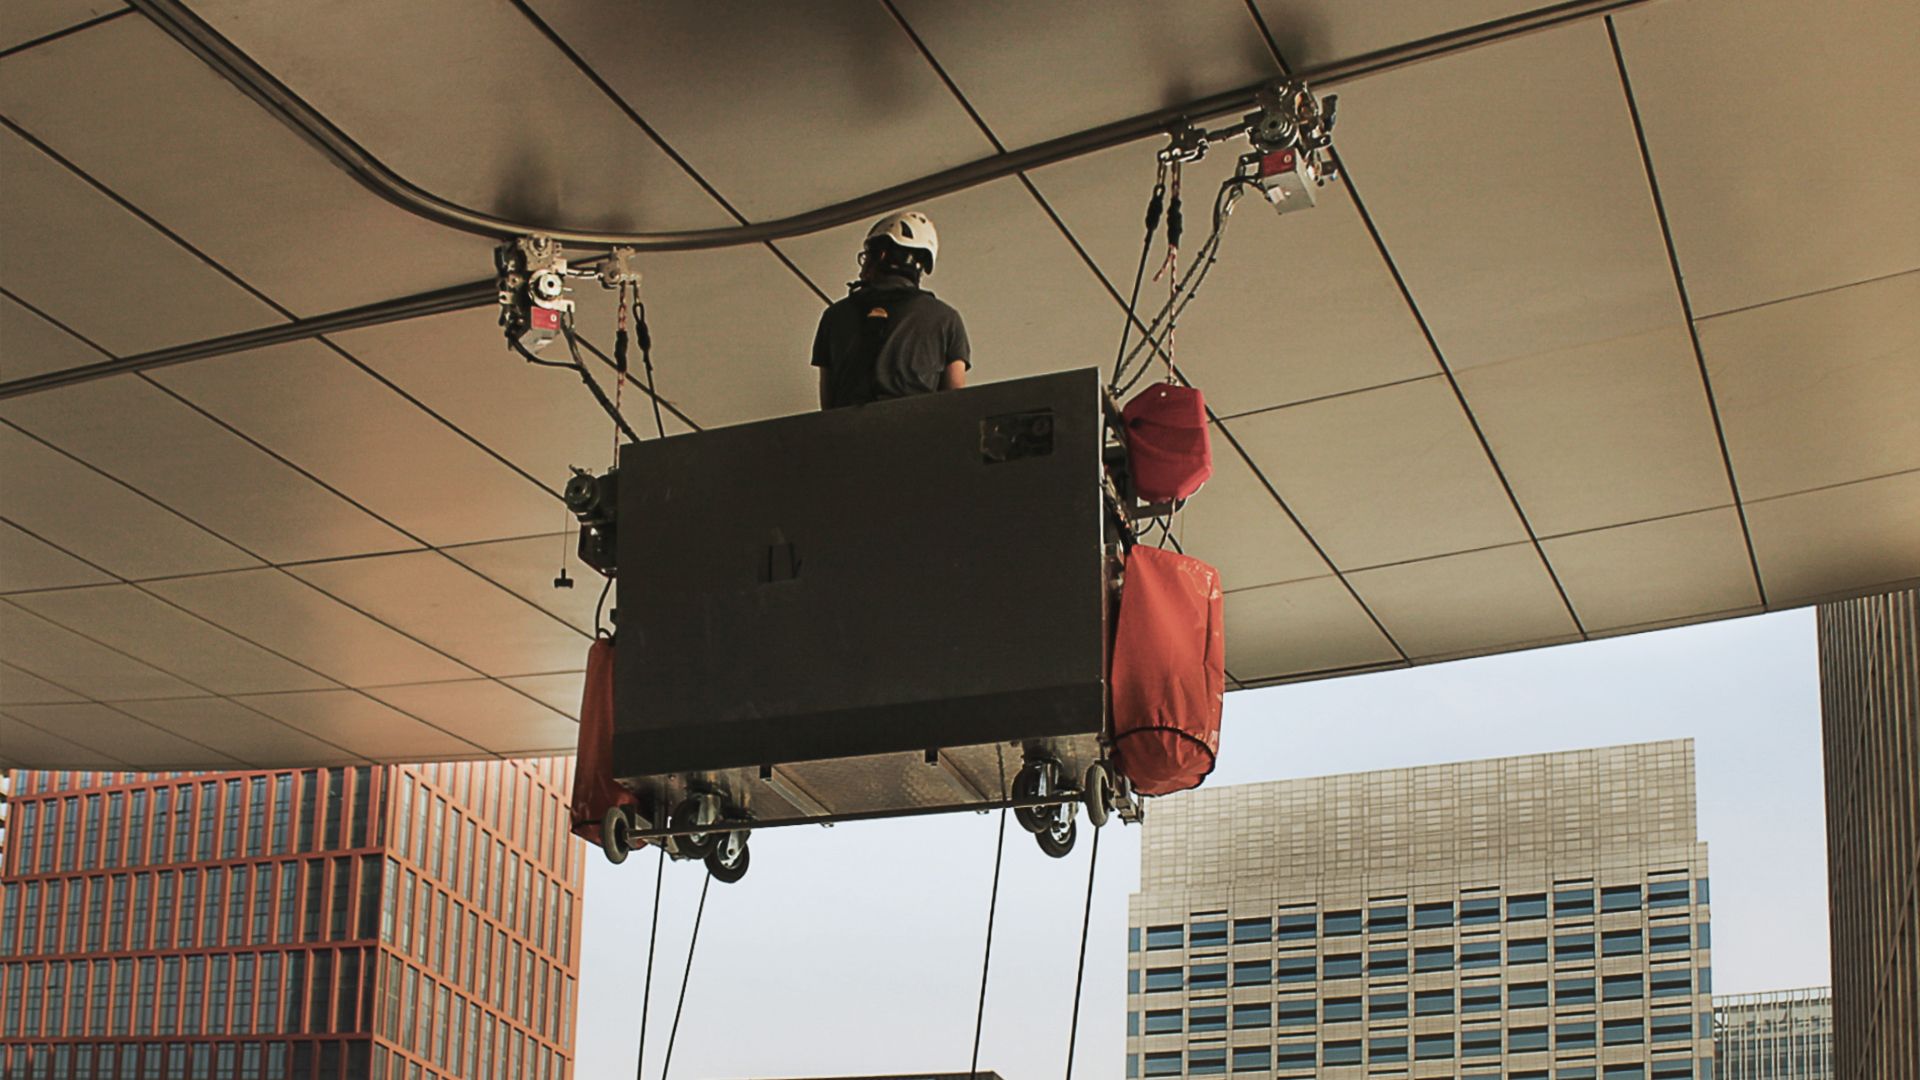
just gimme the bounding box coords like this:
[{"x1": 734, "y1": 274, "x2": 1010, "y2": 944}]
[
  {"x1": 1347, "y1": 543, "x2": 1579, "y2": 661},
  {"x1": 502, "y1": 671, "x2": 584, "y2": 720},
  {"x1": 0, "y1": 15, "x2": 497, "y2": 316},
  {"x1": 0, "y1": 520, "x2": 110, "y2": 593},
  {"x1": 0, "y1": 374, "x2": 415, "y2": 564},
  {"x1": 0, "y1": 711, "x2": 120, "y2": 768},
  {"x1": 1175, "y1": 428, "x2": 1330, "y2": 591},
  {"x1": 0, "y1": 125, "x2": 283, "y2": 356},
  {"x1": 1223, "y1": 575, "x2": 1400, "y2": 683},
  {"x1": 145, "y1": 568, "x2": 474, "y2": 688},
  {"x1": 1745, "y1": 471, "x2": 1920, "y2": 607},
  {"x1": 365, "y1": 679, "x2": 576, "y2": 756},
  {"x1": 1700, "y1": 272, "x2": 1920, "y2": 502},
  {"x1": 110, "y1": 695, "x2": 356, "y2": 766},
  {"x1": 1030, "y1": 138, "x2": 1440, "y2": 417},
  {"x1": 0, "y1": 421, "x2": 258, "y2": 580},
  {"x1": 228, "y1": 688, "x2": 482, "y2": 763},
  {"x1": 185, "y1": 0, "x2": 735, "y2": 233},
  {"x1": 288, "y1": 552, "x2": 589, "y2": 679},
  {"x1": 891, "y1": 0, "x2": 1275, "y2": 149},
  {"x1": 779, "y1": 178, "x2": 1126, "y2": 388},
  {"x1": 525, "y1": 0, "x2": 993, "y2": 221},
  {"x1": 1228, "y1": 377, "x2": 1525, "y2": 569},
  {"x1": 1542, "y1": 507, "x2": 1759, "y2": 633},
  {"x1": 9, "y1": 584, "x2": 335, "y2": 695},
  {"x1": 1328, "y1": 22, "x2": 1680, "y2": 370},
  {"x1": 0, "y1": 599, "x2": 200, "y2": 701},
  {"x1": 151, "y1": 340, "x2": 555, "y2": 547},
  {"x1": 441, "y1": 534, "x2": 599, "y2": 636},
  {"x1": 1453, "y1": 324, "x2": 1731, "y2": 536},
  {"x1": 0, "y1": 661, "x2": 86, "y2": 705},
  {"x1": 1248, "y1": 0, "x2": 1548, "y2": 71},
  {"x1": 0, "y1": 291, "x2": 105, "y2": 384},
  {"x1": 1611, "y1": 0, "x2": 1920, "y2": 316},
  {"x1": 0, "y1": 2, "x2": 122, "y2": 53},
  {"x1": 4, "y1": 701, "x2": 241, "y2": 767}
]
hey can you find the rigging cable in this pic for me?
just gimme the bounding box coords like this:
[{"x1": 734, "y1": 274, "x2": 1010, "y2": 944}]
[
  {"x1": 1062, "y1": 821, "x2": 1104, "y2": 1080},
  {"x1": 1109, "y1": 166, "x2": 1166, "y2": 392},
  {"x1": 970, "y1": 749, "x2": 1011, "y2": 1079},
  {"x1": 1113, "y1": 178, "x2": 1254, "y2": 396},
  {"x1": 513, "y1": 328, "x2": 643, "y2": 446},
  {"x1": 633, "y1": 845, "x2": 666, "y2": 1080},
  {"x1": 659, "y1": 870, "x2": 713, "y2": 1080}
]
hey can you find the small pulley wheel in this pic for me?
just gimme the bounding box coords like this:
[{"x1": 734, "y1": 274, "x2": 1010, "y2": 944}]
[
  {"x1": 1012, "y1": 758, "x2": 1058, "y2": 834},
  {"x1": 1084, "y1": 763, "x2": 1112, "y2": 829},
  {"x1": 600, "y1": 804, "x2": 632, "y2": 865},
  {"x1": 1036, "y1": 813, "x2": 1077, "y2": 859},
  {"x1": 705, "y1": 830, "x2": 750, "y2": 884},
  {"x1": 669, "y1": 794, "x2": 720, "y2": 859}
]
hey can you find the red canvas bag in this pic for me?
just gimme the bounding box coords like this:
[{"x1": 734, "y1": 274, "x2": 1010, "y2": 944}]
[
  {"x1": 1122, "y1": 383, "x2": 1213, "y2": 503},
  {"x1": 1109, "y1": 546, "x2": 1225, "y2": 796},
  {"x1": 569, "y1": 636, "x2": 640, "y2": 845}
]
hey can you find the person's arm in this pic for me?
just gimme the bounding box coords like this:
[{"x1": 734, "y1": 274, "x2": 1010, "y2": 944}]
[
  {"x1": 819, "y1": 368, "x2": 832, "y2": 409},
  {"x1": 940, "y1": 308, "x2": 972, "y2": 392},
  {"x1": 939, "y1": 361, "x2": 967, "y2": 391},
  {"x1": 810, "y1": 309, "x2": 833, "y2": 410}
]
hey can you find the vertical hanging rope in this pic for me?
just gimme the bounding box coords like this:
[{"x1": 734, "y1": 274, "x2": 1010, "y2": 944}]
[
  {"x1": 970, "y1": 808, "x2": 1008, "y2": 1079},
  {"x1": 633, "y1": 844, "x2": 666, "y2": 1080},
  {"x1": 1062, "y1": 823, "x2": 1103, "y2": 1079},
  {"x1": 659, "y1": 870, "x2": 712, "y2": 1080}
]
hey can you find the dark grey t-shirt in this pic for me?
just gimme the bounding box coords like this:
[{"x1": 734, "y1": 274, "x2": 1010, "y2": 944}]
[{"x1": 811, "y1": 275, "x2": 970, "y2": 408}]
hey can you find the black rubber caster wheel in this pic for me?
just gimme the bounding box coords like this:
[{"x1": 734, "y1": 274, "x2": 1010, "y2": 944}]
[
  {"x1": 669, "y1": 795, "x2": 720, "y2": 859},
  {"x1": 1037, "y1": 813, "x2": 1077, "y2": 859},
  {"x1": 705, "y1": 831, "x2": 750, "y2": 883},
  {"x1": 600, "y1": 805, "x2": 632, "y2": 865},
  {"x1": 1084, "y1": 763, "x2": 1111, "y2": 829},
  {"x1": 1012, "y1": 759, "x2": 1059, "y2": 834}
]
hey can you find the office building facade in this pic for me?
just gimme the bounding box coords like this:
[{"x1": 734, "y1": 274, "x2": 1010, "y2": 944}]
[
  {"x1": 1818, "y1": 586, "x2": 1919, "y2": 1080},
  {"x1": 1127, "y1": 740, "x2": 1714, "y2": 1079},
  {"x1": 0, "y1": 758, "x2": 582, "y2": 1080},
  {"x1": 1712, "y1": 987, "x2": 1832, "y2": 1080}
]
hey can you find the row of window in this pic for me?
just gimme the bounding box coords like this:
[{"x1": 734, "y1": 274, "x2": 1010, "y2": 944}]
[
  {"x1": 1128, "y1": 1048, "x2": 1703, "y2": 1079},
  {"x1": 0, "y1": 1036, "x2": 571, "y2": 1080},
  {"x1": 0, "y1": 947, "x2": 374, "y2": 1040},
  {"x1": 1132, "y1": 938, "x2": 1706, "y2": 992},
  {"x1": 0, "y1": 856, "x2": 382, "y2": 957},
  {"x1": 6, "y1": 771, "x2": 379, "y2": 877},
  {"x1": 1133, "y1": 1010, "x2": 1703, "y2": 1049},
  {"x1": 1135, "y1": 882, "x2": 1706, "y2": 951}
]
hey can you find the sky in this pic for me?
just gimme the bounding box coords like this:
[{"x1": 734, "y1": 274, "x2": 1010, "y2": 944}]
[{"x1": 572, "y1": 607, "x2": 1830, "y2": 1079}]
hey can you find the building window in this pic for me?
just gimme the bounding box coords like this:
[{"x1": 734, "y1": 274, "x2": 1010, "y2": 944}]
[
  {"x1": 1649, "y1": 924, "x2": 1691, "y2": 953},
  {"x1": 1232, "y1": 917, "x2": 1270, "y2": 944},
  {"x1": 1462, "y1": 984, "x2": 1500, "y2": 1012},
  {"x1": 1189, "y1": 1048, "x2": 1226, "y2": 1076},
  {"x1": 1651, "y1": 1012, "x2": 1692, "y2": 1042},
  {"x1": 1554, "y1": 887, "x2": 1594, "y2": 918},
  {"x1": 1460, "y1": 941, "x2": 1499, "y2": 969},
  {"x1": 1603, "y1": 973, "x2": 1644, "y2": 1001},
  {"x1": 1277, "y1": 956, "x2": 1316, "y2": 983},
  {"x1": 1650, "y1": 1058, "x2": 1692, "y2": 1079},
  {"x1": 1189, "y1": 963, "x2": 1227, "y2": 990},
  {"x1": 1143, "y1": 967, "x2": 1180, "y2": 992},
  {"x1": 1554, "y1": 931, "x2": 1595, "y2": 961},
  {"x1": 1695, "y1": 877, "x2": 1710, "y2": 904},
  {"x1": 1368, "y1": 905, "x2": 1408, "y2": 932},
  {"x1": 1189, "y1": 1005, "x2": 1226, "y2": 1032},
  {"x1": 1415, "y1": 988, "x2": 1454, "y2": 1016},
  {"x1": 1128, "y1": 927, "x2": 1140, "y2": 952},
  {"x1": 1603, "y1": 1018, "x2": 1645, "y2": 1045},
  {"x1": 1556, "y1": 975, "x2": 1595, "y2": 1005},
  {"x1": 1324, "y1": 910, "x2": 1362, "y2": 936},
  {"x1": 1509, "y1": 1026, "x2": 1548, "y2": 1052},
  {"x1": 1603, "y1": 1065, "x2": 1646, "y2": 1080},
  {"x1": 1322, "y1": 1040, "x2": 1361, "y2": 1066},
  {"x1": 1145, "y1": 925, "x2": 1182, "y2": 950},
  {"x1": 1191, "y1": 920, "x2": 1228, "y2": 948},
  {"x1": 1233, "y1": 960, "x2": 1270, "y2": 986},
  {"x1": 1371, "y1": 1035, "x2": 1409, "y2": 1063},
  {"x1": 1143, "y1": 1051, "x2": 1181, "y2": 1077},
  {"x1": 1275, "y1": 1041, "x2": 1315, "y2": 1069},
  {"x1": 1324, "y1": 953, "x2": 1361, "y2": 979},
  {"x1": 1647, "y1": 880, "x2": 1689, "y2": 908},
  {"x1": 1415, "y1": 901, "x2": 1454, "y2": 928},
  {"x1": 1696, "y1": 921, "x2": 1711, "y2": 948},
  {"x1": 1508, "y1": 938, "x2": 1548, "y2": 964},
  {"x1": 1649, "y1": 968, "x2": 1691, "y2": 997},
  {"x1": 1556, "y1": 1019, "x2": 1596, "y2": 1049},
  {"x1": 1323, "y1": 997, "x2": 1361, "y2": 1022},
  {"x1": 1233, "y1": 1002, "x2": 1270, "y2": 1029},
  {"x1": 1277, "y1": 913, "x2": 1315, "y2": 940},
  {"x1": 1414, "y1": 1033, "x2": 1454, "y2": 1060},
  {"x1": 1462, "y1": 1027, "x2": 1501, "y2": 1057},
  {"x1": 1601, "y1": 885, "x2": 1642, "y2": 912},
  {"x1": 1143, "y1": 1008, "x2": 1181, "y2": 1034},
  {"x1": 1559, "y1": 1069, "x2": 1598, "y2": 1080},
  {"x1": 1369, "y1": 991, "x2": 1408, "y2": 1019},
  {"x1": 1460, "y1": 897, "x2": 1499, "y2": 924},
  {"x1": 1276, "y1": 998, "x2": 1314, "y2": 1027},
  {"x1": 1413, "y1": 945, "x2": 1453, "y2": 973},
  {"x1": 1508, "y1": 893, "x2": 1547, "y2": 920},
  {"x1": 1232, "y1": 1045, "x2": 1270, "y2": 1072},
  {"x1": 1368, "y1": 948, "x2": 1407, "y2": 976},
  {"x1": 1508, "y1": 981, "x2": 1548, "y2": 1008},
  {"x1": 1602, "y1": 928, "x2": 1643, "y2": 956}
]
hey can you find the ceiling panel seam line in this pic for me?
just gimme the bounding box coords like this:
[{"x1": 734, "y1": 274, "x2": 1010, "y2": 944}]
[
  {"x1": 1326, "y1": 147, "x2": 1588, "y2": 641},
  {"x1": 1605, "y1": 17, "x2": 1768, "y2": 611},
  {"x1": 1236, "y1": 659, "x2": 1412, "y2": 689},
  {"x1": 0, "y1": 599, "x2": 346, "y2": 763},
  {"x1": 1694, "y1": 266, "x2": 1920, "y2": 324},
  {"x1": 0, "y1": 421, "x2": 551, "y2": 748},
  {"x1": 0, "y1": 7, "x2": 135, "y2": 62},
  {"x1": 1240, "y1": 0, "x2": 1291, "y2": 72},
  {"x1": 1742, "y1": 465, "x2": 1920, "y2": 506},
  {"x1": 1534, "y1": 502, "x2": 1738, "y2": 542},
  {"x1": 1209, "y1": 413, "x2": 1412, "y2": 664},
  {"x1": 0, "y1": 707, "x2": 137, "y2": 768},
  {"x1": 0, "y1": 512, "x2": 133, "y2": 588},
  {"x1": 501, "y1": 0, "x2": 833, "y2": 305},
  {"x1": 1216, "y1": 373, "x2": 1445, "y2": 422},
  {"x1": 0, "y1": 114, "x2": 572, "y2": 504}
]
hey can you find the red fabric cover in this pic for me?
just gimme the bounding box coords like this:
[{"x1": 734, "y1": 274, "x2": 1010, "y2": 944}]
[
  {"x1": 1109, "y1": 546, "x2": 1225, "y2": 796},
  {"x1": 1122, "y1": 383, "x2": 1212, "y2": 503},
  {"x1": 569, "y1": 637, "x2": 639, "y2": 845}
]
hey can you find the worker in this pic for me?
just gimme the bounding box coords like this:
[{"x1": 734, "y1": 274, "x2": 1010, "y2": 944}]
[{"x1": 811, "y1": 211, "x2": 970, "y2": 409}]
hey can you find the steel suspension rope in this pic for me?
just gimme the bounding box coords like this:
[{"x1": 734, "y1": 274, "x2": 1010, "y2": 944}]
[
  {"x1": 971, "y1": 748, "x2": 1012, "y2": 1078},
  {"x1": 660, "y1": 870, "x2": 713, "y2": 1080},
  {"x1": 1109, "y1": 168, "x2": 1166, "y2": 392},
  {"x1": 1113, "y1": 179, "x2": 1254, "y2": 395},
  {"x1": 1061, "y1": 822, "x2": 1103, "y2": 1079},
  {"x1": 633, "y1": 845, "x2": 666, "y2": 1080}
]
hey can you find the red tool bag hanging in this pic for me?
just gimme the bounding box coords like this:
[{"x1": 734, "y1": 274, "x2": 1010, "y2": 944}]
[
  {"x1": 1122, "y1": 383, "x2": 1212, "y2": 503},
  {"x1": 569, "y1": 636, "x2": 639, "y2": 845},
  {"x1": 1109, "y1": 545, "x2": 1225, "y2": 796}
]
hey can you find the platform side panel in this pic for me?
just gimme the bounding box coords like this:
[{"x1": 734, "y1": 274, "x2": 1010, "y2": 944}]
[{"x1": 613, "y1": 369, "x2": 1108, "y2": 777}]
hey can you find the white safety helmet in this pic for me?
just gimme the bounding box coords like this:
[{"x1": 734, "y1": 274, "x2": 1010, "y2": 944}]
[{"x1": 865, "y1": 211, "x2": 939, "y2": 274}]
